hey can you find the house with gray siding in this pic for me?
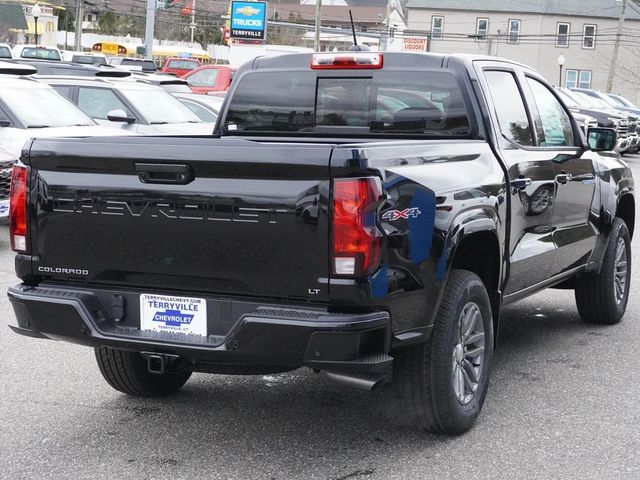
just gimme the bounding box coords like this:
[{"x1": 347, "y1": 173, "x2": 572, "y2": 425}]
[{"x1": 403, "y1": 0, "x2": 640, "y2": 102}]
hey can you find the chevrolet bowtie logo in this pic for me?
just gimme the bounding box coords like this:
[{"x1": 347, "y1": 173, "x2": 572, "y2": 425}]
[{"x1": 236, "y1": 5, "x2": 260, "y2": 16}]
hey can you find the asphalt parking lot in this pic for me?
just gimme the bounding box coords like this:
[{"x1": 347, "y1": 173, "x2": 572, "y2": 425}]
[{"x1": 2, "y1": 156, "x2": 640, "y2": 480}]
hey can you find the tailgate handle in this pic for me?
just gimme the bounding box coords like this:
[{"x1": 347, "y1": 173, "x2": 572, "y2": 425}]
[{"x1": 135, "y1": 163, "x2": 193, "y2": 184}]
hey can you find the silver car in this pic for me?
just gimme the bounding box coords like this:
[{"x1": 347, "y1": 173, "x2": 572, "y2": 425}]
[{"x1": 39, "y1": 76, "x2": 215, "y2": 135}]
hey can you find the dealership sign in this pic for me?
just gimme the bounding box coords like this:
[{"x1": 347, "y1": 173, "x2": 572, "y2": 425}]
[{"x1": 230, "y1": 1, "x2": 267, "y2": 41}]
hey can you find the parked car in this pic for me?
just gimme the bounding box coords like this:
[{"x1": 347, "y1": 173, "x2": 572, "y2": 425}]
[
  {"x1": 172, "y1": 92, "x2": 224, "y2": 122},
  {"x1": 160, "y1": 57, "x2": 201, "y2": 77},
  {"x1": 108, "y1": 57, "x2": 157, "y2": 73},
  {"x1": 608, "y1": 93, "x2": 639, "y2": 110},
  {"x1": 0, "y1": 64, "x2": 134, "y2": 157},
  {"x1": 182, "y1": 65, "x2": 235, "y2": 94},
  {"x1": 40, "y1": 76, "x2": 215, "y2": 135},
  {"x1": 7, "y1": 52, "x2": 633, "y2": 436},
  {"x1": 571, "y1": 110, "x2": 599, "y2": 136},
  {"x1": 0, "y1": 43, "x2": 13, "y2": 59},
  {"x1": 61, "y1": 51, "x2": 108, "y2": 65},
  {"x1": 11, "y1": 45, "x2": 62, "y2": 61},
  {"x1": 573, "y1": 88, "x2": 640, "y2": 153},
  {"x1": 569, "y1": 89, "x2": 639, "y2": 153},
  {"x1": 13, "y1": 58, "x2": 130, "y2": 77},
  {"x1": 556, "y1": 87, "x2": 632, "y2": 153},
  {"x1": 131, "y1": 72, "x2": 193, "y2": 93},
  {"x1": 0, "y1": 144, "x2": 14, "y2": 224}
]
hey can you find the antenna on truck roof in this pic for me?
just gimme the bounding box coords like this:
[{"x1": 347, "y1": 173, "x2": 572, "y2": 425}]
[{"x1": 348, "y1": 9, "x2": 370, "y2": 51}]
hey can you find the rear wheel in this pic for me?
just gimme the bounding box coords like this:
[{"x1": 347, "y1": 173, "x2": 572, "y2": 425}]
[
  {"x1": 391, "y1": 269, "x2": 493, "y2": 434},
  {"x1": 95, "y1": 347, "x2": 191, "y2": 397},
  {"x1": 575, "y1": 217, "x2": 631, "y2": 324}
]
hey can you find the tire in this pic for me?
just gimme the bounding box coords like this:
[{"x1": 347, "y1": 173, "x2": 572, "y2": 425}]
[
  {"x1": 575, "y1": 217, "x2": 631, "y2": 324},
  {"x1": 390, "y1": 269, "x2": 494, "y2": 435},
  {"x1": 95, "y1": 347, "x2": 191, "y2": 397}
]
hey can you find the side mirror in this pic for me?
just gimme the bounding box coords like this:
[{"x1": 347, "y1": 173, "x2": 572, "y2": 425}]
[
  {"x1": 587, "y1": 127, "x2": 617, "y2": 152},
  {"x1": 0, "y1": 120, "x2": 10, "y2": 127},
  {"x1": 106, "y1": 109, "x2": 136, "y2": 124}
]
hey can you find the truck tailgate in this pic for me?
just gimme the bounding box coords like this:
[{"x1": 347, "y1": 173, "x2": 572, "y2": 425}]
[{"x1": 26, "y1": 137, "x2": 333, "y2": 301}]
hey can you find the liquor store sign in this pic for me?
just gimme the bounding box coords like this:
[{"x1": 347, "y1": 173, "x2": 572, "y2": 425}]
[{"x1": 230, "y1": 1, "x2": 267, "y2": 41}]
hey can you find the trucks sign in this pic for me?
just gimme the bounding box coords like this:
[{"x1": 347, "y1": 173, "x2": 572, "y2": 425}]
[{"x1": 230, "y1": 1, "x2": 267, "y2": 41}]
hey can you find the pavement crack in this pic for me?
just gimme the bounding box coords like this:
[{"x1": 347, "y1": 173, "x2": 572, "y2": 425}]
[{"x1": 332, "y1": 469, "x2": 375, "y2": 480}]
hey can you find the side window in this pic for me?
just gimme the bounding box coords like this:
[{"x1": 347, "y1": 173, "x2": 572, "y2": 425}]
[
  {"x1": 187, "y1": 69, "x2": 219, "y2": 87},
  {"x1": 77, "y1": 88, "x2": 130, "y2": 120},
  {"x1": 484, "y1": 70, "x2": 533, "y2": 146},
  {"x1": 565, "y1": 69, "x2": 578, "y2": 89},
  {"x1": 0, "y1": 106, "x2": 12, "y2": 126},
  {"x1": 508, "y1": 19, "x2": 521, "y2": 44},
  {"x1": 526, "y1": 77, "x2": 574, "y2": 147},
  {"x1": 52, "y1": 85, "x2": 72, "y2": 100},
  {"x1": 431, "y1": 16, "x2": 444, "y2": 39},
  {"x1": 180, "y1": 101, "x2": 217, "y2": 122},
  {"x1": 578, "y1": 71, "x2": 592, "y2": 89},
  {"x1": 476, "y1": 18, "x2": 488, "y2": 40},
  {"x1": 583, "y1": 24, "x2": 596, "y2": 49}
]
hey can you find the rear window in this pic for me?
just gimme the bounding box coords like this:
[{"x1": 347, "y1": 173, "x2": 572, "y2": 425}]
[
  {"x1": 20, "y1": 47, "x2": 61, "y2": 60},
  {"x1": 122, "y1": 59, "x2": 156, "y2": 71},
  {"x1": 223, "y1": 71, "x2": 471, "y2": 137},
  {"x1": 0, "y1": 46, "x2": 11, "y2": 59},
  {"x1": 167, "y1": 60, "x2": 199, "y2": 70},
  {"x1": 72, "y1": 55, "x2": 107, "y2": 65}
]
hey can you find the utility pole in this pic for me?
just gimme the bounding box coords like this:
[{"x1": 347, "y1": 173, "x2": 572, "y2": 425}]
[
  {"x1": 381, "y1": 0, "x2": 392, "y2": 51},
  {"x1": 314, "y1": 0, "x2": 322, "y2": 51},
  {"x1": 144, "y1": 0, "x2": 155, "y2": 59},
  {"x1": 190, "y1": 0, "x2": 196, "y2": 44},
  {"x1": 73, "y1": 0, "x2": 83, "y2": 51},
  {"x1": 606, "y1": 0, "x2": 627, "y2": 93}
]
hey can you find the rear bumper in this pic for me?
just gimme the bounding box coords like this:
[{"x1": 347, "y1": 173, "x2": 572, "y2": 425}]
[{"x1": 8, "y1": 284, "x2": 392, "y2": 375}]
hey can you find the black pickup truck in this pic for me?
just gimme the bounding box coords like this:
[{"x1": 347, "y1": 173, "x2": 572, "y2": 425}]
[{"x1": 7, "y1": 52, "x2": 634, "y2": 435}]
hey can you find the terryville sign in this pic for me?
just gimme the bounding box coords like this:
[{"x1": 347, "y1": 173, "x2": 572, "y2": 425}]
[{"x1": 230, "y1": 1, "x2": 267, "y2": 41}]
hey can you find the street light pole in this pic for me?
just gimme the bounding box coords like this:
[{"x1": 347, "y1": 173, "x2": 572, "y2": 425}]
[
  {"x1": 557, "y1": 53, "x2": 565, "y2": 87},
  {"x1": 32, "y1": 4, "x2": 41, "y2": 45}
]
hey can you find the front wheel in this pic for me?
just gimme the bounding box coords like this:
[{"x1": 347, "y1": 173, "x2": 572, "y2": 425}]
[
  {"x1": 575, "y1": 217, "x2": 631, "y2": 324},
  {"x1": 95, "y1": 347, "x2": 191, "y2": 397},
  {"x1": 391, "y1": 269, "x2": 494, "y2": 435}
]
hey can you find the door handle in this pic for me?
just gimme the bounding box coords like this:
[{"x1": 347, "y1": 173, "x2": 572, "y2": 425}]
[
  {"x1": 555, "y1": 172, "x2": 573, "y2": 185},
  {"x1": 511, "y1": 177, "x2": 532, "y2": 190},
  {"x1": 136, "y1": 163, "x2": 193, "y2": 184}
]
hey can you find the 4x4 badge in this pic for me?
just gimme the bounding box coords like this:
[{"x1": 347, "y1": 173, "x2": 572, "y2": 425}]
[{"x1": 382, "y1": 207, "x2": 422, "y2": 221}]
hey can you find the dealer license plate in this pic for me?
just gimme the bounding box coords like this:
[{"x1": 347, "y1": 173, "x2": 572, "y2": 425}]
[{"x1": 140, "y1": 293, "x2": 207, "y2": 337}]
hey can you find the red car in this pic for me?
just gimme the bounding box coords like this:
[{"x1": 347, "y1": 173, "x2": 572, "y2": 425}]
[
  {"x1": 160, "y1": 57, "x2": 201, "y2": 77},
  {"x1": 182, "y1": 65, "x2": 236, "y2": 94}
]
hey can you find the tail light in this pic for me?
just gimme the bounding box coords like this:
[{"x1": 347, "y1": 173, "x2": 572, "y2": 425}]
[
  {"x1": 332, "y1": 177, "x2": 383, "y2": 276},
  {"x1": 311, "y1": 53, "x2": 383, "y2": 70},
  {"x1": 9, "y1": 165, "x2": 28, "y2": 253}
]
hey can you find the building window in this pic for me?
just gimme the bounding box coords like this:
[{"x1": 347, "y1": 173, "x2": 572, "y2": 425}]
[
  {"x1": 578, "y1": 70, "x2": 592, "y2": 88},
  {"x1": 476, "y1": 18, "x2": 489, "y2": 40},
  {"x1": 583, "y1": 24, "x2": 596, "y2": 49},
  {"x1": 508, "y1": 19, "x2": 521, "y2": 44},
  {"x1": 431, "y1": 16, "x2": 444, "y2": 39},
  {"x1": 565, "y1": 69, "x2": 592, "y2": 89},
  {"x1": 556, "y1": 23, "x2": 570, "y2": 47}
]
